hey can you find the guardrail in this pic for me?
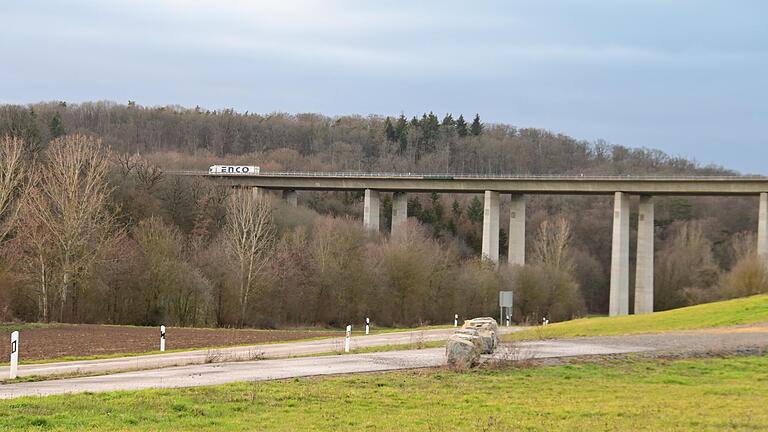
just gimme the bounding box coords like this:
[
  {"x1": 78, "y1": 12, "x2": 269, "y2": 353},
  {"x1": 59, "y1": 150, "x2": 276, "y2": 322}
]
[{"x1": 164, "y1": 170, "x2": 768, "y2": 181}]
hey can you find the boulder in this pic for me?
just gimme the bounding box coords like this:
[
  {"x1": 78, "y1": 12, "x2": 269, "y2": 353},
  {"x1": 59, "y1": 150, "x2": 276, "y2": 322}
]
[
  {"x1": 450, "y1": 332, "x2": 483, "y2": 352},
  {"x1": 445, "y1": 335, "x2": 481, "y2": 368},
  {"x1": 462, "y1": 318, "x2": 499, "y2": 354}
]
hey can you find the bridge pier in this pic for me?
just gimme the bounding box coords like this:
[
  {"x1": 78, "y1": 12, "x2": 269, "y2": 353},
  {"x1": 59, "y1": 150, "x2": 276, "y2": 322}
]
[
  {"x1": 283, "y1": 190, "x2": 298, "y2": 207},
  {"x1": 482, "y1": 191, "x2": 500, "y2": 263},
  {"x1": 392, "y1": 192, "x2": 408, "y2": 238},
  {"x1": 759, "y1": 193, "x2": 768, "y2": 264},
  {"x1": 363, "y1": 189, "x2": 380, "y2": 233},
  {"x1": 609, "y1": 192, "x2": 630, "y2": 316},
  {"x1": 508, "y1": 194, "x2": 525, "y2": 266},
  {"x1": 634, "y1": 195, "x2": 654, "y2": 314}
]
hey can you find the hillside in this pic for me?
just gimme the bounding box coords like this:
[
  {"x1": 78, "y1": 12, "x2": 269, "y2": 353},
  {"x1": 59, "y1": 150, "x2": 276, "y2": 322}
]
[{"x1": 506, "y1": 294, "x2": 768, "y2": 341}]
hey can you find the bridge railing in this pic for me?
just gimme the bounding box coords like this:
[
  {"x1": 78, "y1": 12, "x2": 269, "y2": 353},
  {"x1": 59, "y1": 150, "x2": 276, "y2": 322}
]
[{"x1": 164, "y1": 170, "x2": 767, "y2": 181}]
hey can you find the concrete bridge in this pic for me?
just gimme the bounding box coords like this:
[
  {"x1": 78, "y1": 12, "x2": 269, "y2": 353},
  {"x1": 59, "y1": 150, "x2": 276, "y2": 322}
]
[{"x1": 169, "y1": 171, "x2": 768, "y2": 317}]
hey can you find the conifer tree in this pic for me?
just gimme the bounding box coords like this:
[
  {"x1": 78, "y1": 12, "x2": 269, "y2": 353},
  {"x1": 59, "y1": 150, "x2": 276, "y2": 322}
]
[
  {"x1": 455, "y1": 114, "x2": 468, "y2": 137},
  {"x1": 467, "y1": 196, "x2": 483, "y2": 223},
  {"x1": 441, "y1": 113, "x2": 454, "y2": 127},
  {"x1": 395, "y1": 114, "x2": 408, "y2": 153},
  {"x1": 48, "y1": 112, "x2": 66, "y2": 139},
  {"x1": 470, "y1": 113, "x2": 483, "y2": 136},
  {"x1": 383, "y1": 117, "x2": 396, "y2": 142}
]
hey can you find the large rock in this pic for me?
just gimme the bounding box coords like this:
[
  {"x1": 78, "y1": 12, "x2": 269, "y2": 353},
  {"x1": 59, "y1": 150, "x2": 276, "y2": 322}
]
[
  {"x1": 450, "y1": 331, "x2": 483, "y2": 352},
  {"x1": 462, "y1": 317, "x2": 499, "y2": 354},
  {"x1": 445, "y1": 335, "x2": 481, "y2": 368}
]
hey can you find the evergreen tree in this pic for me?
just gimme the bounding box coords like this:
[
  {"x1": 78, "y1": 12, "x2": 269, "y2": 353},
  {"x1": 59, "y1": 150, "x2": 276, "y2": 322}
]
[
  {"x1": 48, "y1": 112, "x2": 66, "y2": 139},
  {"x1": 455, "y1": 114, "x2": 468, "y2": 137},
  {"x1": 470, "y1": 113, "x2": 483, "y2": 136},
  {"x1": 383, "y1": 117, "x2": 396, "y2": 142},
  {"x1": 441, "y1": 113, "x2": 455, "y2": 127},
  {"x1": 451, "y1": 199, "x2": 462, "y2": 220},
  {"x1": 421, "y1": 112, "x2": 440, "y2": 153},
  {"x1": 467, "y1": 196, "x2": 483, "y2": 224},
  {"x1": 395, "y1": 114, "x2": 408, "y2": 153}
]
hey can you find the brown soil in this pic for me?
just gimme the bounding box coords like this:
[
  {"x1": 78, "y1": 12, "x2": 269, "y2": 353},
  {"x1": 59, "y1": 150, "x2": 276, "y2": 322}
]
[{"x1": 0, "y1": 324, "x2": 342, "y2": 362}]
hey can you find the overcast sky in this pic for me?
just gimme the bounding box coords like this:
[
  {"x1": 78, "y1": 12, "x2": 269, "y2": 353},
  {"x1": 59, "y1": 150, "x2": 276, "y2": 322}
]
[{"x1": 1, "y1": 0, "x2": 766, "y2": 173}]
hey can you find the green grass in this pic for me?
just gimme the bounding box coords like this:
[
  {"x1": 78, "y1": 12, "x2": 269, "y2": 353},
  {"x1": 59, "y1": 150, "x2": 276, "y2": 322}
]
[
  {"x1": 507, "y1": 294, "x2": 768, "y2": 341},
  {"x1": 1, "y1": 354, "x2": 767, "y2": 431},
  {"x1": 0, "y1": 323, "x2": 53, "y2": 332}
]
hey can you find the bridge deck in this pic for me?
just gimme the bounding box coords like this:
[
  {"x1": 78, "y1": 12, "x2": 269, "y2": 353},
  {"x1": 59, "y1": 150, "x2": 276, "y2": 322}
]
[{"x1": 166, "y1": 171, "x2": 768, "y2": 195}]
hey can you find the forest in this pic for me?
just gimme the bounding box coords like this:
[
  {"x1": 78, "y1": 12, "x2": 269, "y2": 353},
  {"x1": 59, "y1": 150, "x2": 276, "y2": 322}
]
[{"x1": 0, "y1": 101, "x2": 765, "y2": 328}]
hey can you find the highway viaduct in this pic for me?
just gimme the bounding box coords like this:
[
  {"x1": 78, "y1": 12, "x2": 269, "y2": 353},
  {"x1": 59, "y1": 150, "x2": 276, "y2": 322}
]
[{"x1": 169, "y1": 171, "x2": 768, "y2": 317}]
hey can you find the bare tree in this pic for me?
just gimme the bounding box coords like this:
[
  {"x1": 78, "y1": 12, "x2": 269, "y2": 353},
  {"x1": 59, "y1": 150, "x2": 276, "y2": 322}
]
[
  {"x1": 224, "y1": 189, "x2": 275, "y2": 326},
  {"x1": 26, "y1": 134, "x2": 122, "y2": 321},
  {"x1": 0, "y1": 136, "x2": 30, "y2": 244},
  {"x1": 531, "y1": 217, "x2": 573, "y2": 272}
]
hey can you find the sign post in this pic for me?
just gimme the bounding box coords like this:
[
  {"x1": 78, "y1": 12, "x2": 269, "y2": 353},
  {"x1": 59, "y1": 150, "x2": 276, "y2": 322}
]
[
  {"x1": 160, "y1": 325, "x2": 166, "y2": 352},
  {"x1": 365, "y1": 317, "x2": 370, "y2": 335},
  {"x1": 344, "y1": 325, "x2": 351, "y2": 353},
  {"x1": 499, "y1": 291, "x2": 513, "y2": 326},
  {"x1": 10, "y1": 331, "x2": 19, "y2": 379}
]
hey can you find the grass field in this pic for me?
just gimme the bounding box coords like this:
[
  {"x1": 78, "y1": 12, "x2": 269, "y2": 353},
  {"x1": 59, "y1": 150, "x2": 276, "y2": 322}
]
[
  {"x1": 506, "y1": 294, "x2": 768, "y2": 341},
  {"x1": 1, "y1": 354, "x2": 766, "y2": 431}
]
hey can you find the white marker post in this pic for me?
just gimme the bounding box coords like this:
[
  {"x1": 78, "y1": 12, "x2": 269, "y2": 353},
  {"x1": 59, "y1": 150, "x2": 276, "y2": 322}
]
[
  {"x1": 160, "y1": 325, "x2": 166, "y2": 352},
  {"x1": 9, "y1": 331, "x2": 19, "y2": 379},
  {"x1": 454, "y1": 314, "x2": 459, "y2": 327},
  {"x1": 506, "y1": 315, "x2": 510, "y2": 327},
  {"x1": 365, "y1": 317, "x2": 370, "y2": 335},
  {"x1": 344, "y1": 325, "x2": 352, "y2": 353}
]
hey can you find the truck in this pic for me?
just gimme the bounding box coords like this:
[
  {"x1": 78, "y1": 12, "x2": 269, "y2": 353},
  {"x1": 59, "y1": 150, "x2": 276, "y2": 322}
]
[{"x1": 208, "y1": 165, "x2": 260, "y2": 175}]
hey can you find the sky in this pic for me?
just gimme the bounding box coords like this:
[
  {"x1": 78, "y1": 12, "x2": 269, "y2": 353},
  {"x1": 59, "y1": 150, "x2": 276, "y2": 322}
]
[{"x1": 1, "y1": 0, "x2": 766, "y2": 174}]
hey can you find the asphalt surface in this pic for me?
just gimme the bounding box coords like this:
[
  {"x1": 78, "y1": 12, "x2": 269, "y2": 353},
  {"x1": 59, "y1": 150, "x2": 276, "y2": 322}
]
[
  {"x1": 0, "y1": 339, "x2": 650, "y2": 398},
  {"x1": 2, "y1": 325, "x2": 766, "y2": 399},
  {"x1": 0, "y1": 327, "x2": 520, "y2": 379}
]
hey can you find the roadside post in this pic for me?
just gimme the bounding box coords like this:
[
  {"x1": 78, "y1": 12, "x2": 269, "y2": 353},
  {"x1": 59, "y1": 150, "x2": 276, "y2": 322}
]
[
  {"x1": 160, "y1": 325, "x2": 166, "y2": 352},
  {"x1": 365, "y1": 317, "x2": 370, "y2": 335},
  {"x1": 454, "y1": 314, "x2": 458, "y2": 327},
  {"x1": 9, "y1": 331, "x2": 19, "y2": 379},
  {"x1": 344, "y1": 325, "x2": 352, "y2": 353}
]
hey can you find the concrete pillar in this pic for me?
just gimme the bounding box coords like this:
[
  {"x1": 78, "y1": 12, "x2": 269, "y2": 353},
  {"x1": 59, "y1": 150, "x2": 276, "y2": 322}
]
[
  {"x1": 251, "y1": 187, "x2": 261, "y2": 199},
  {"x1": 508, "y1": 194, "x2": 525, "y2": 266},
  {"x1": 759, "y1": 192, "x2": 768, "y2": 264},
  {"x1": 363, "y1": 189, "x2": 380, "y2": 233},
  {"x1": 609, "y1": 192, "x2": 630, "y2": 316},
  {"x1": 634, "y1": 196, "x2": 654, "y2": 314},
  {"x1": 482, "y1": 191, "x2": 500, "y2": 263},
  {"x1": 283, "y1": 190, "x2": 298, "y2": 207},
  {"x1": 391, "y1": 192, "x2": 408, "y2": 237}
]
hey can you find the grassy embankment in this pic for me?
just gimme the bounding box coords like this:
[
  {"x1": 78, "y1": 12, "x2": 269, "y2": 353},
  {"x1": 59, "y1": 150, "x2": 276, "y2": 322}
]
[
  {"x1": 2, "y1": 354, "x2": 767, "y2": 431},
  {"x1": 506, "y1": 294, "x2": 768, "y2": 341}
]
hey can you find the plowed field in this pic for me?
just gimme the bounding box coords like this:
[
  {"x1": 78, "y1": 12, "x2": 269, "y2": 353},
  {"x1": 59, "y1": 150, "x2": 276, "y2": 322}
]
[{"x1": 0, "y1": 325, "x2": 342, "y2": 362}]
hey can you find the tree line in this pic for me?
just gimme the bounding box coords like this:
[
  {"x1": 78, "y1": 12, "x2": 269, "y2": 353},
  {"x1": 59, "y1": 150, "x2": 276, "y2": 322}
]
[{"x1": 0, "y1": 101, "x2": 765, "y2": 328}]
